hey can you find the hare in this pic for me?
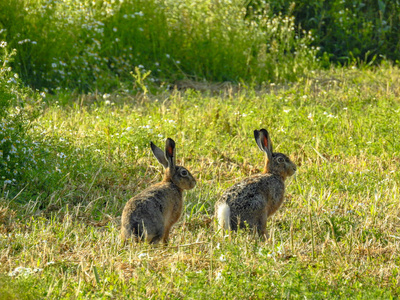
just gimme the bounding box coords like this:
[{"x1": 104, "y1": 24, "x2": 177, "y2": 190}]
[
  {"x1": 215, "y1": 128, "x2": 296, "y2": 238},
  {"x1": 121, "y1": 138, "x2": 196, "y2": 244}
]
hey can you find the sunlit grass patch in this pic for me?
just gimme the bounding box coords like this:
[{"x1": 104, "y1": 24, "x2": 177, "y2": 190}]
[{"x1": 1, "y1": 66, "x2": 400, "y2": 297}]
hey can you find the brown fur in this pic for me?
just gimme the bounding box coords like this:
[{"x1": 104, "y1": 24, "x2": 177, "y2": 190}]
[
  {"x1": 121, "y1": 139, "x2": 196, "y2": 244},
  {"x1": 215, "y1": 129, "x2": 296, "y2": 238}
]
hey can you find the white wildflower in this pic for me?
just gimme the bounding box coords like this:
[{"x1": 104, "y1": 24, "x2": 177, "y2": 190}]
[{"x1": 215, "y1": 271, "x2": 223, "y2": 280}]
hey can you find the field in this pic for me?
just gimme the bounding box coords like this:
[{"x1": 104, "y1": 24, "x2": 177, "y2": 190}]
[
  {"x1": 1, "y1": 65, "x2": 400, "y2": 298},
  {"x1": 1, "y1": 0, "x2": 400, "y2": 298}
]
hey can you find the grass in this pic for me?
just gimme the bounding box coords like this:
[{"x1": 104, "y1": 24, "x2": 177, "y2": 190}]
[
  {"x1": 1, "y1": 0, "x2": 318, "y2": 92},
  {"x1": 1, "y1": 65, "x2": 400, "y2": 298}
]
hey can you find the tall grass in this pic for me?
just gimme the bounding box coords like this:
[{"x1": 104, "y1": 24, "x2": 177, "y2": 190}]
[{"x1": 0, "y1": 0, "x2": 318, "y2": 91}]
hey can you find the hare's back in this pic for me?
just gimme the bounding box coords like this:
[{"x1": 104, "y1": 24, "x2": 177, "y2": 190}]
[
  {"x1": 123, "y1": 182, "x2": 180, "y2": 216},
  {"x1": 220, "y1": 174, "x2": 283, "y2": 207}
]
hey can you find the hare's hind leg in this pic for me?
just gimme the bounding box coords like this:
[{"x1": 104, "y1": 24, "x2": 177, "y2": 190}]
[
  {"x1": 257, "y1": 216, "x2": 269, "y2": 240},
  {"x1": 147, "y1": 223, "x2": 165, "y2": 244},
  {"x1": 149, "y1": 233, "x2": 163, "y2": 244}
]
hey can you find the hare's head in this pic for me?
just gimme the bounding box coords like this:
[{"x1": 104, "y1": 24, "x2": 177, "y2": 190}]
[
  {"x1": 151, "y1": 138, "x2": 196, "y2": 190},
  {"x1": 254, "y1": 129, "x2": 296, "y2": 180}
]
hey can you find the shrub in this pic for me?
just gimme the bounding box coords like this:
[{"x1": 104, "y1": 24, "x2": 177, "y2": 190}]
[
  {"x1": 0, "y1": 41, "x2": 43, "y2": 189},
  {"x1": 246, "y1": 0, "x2": 400, "y2": 64}
]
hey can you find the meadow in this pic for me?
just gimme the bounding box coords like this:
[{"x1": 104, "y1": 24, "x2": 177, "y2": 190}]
[
  {"x1": 1, "y1": 65, "x2": 400, "y2": 298},
  {"x1": 1, "y1": 0, "x2": 400, "y2": 299}
]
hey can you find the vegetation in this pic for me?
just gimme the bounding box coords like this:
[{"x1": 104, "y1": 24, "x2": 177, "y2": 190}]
[
  {"x1": 247, "y1": 0, "x2": 400, "y2": 64},
  {"x1": 0, "y1": 0, "x2": 400, "y2": 298},
  {"x1": 0, "y1": 0, "x2": 318, "y2": 92},
  {"x1": 1, "y1": 64, "x2": 400, "y2": 297}
]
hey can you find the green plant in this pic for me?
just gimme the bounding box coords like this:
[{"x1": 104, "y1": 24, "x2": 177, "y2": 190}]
[{"x1": 0, "y1": 0, "x2": 318, "y2": 92}]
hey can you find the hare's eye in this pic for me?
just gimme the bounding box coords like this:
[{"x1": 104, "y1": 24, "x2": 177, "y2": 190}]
[
  {"x1": 277, "y1": 157, "x2": 284, "y2": 163},
  {"x1": 180, "y1": 169, "x2": 188, "y2": 176}
]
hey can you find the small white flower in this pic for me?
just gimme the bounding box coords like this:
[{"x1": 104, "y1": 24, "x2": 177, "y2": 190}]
[
  {"x1": 166, "y1": 54, "x2": 170, "y2": 58},
  {"x1": 52, "y1": 63, "x2": 57, "y2": 68},
  {"x1": 113, "y1": 27, "x2": 118, "y2": 32},
  {"x1": 58, "y1": 152, "x2": 67, "y2": 159},
  {"x1": 33, "y1": 268, "x2": 43, "y2": 273},
  {"x1": 4, "y1": 179, "x2": 12, "y2": 184},
  {"x1": 0, "y1": 41, "x2": 7, "y2": 48},
  {"x1": 10, "y1": 144, "x2": 17, "y2": 154},
  {"x1": 138, "y1": 253, "x2": 148, "y2": 259},
  {"x1": 215, "y1": 271, "x2": 223, "y2": 280},
  {"x1": 219, "y1": 254, "x2": 226, "y2": 262}
]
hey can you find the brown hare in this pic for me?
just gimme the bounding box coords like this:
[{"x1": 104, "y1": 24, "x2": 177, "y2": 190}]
[
  {"x1": 215, "y1": 128, "x2": 296, "y2": 238},
  {"x1": 121, "y1": 138, "x2": 196, "y2": 244}
]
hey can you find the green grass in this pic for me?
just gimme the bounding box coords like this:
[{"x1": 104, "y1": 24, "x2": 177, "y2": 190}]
[
  {"x1": 0, "y1": 0, "x2": 317, "y2": 91},
  {"x1": 1, "y1": 65, "x2": 400, "y2": 298}
]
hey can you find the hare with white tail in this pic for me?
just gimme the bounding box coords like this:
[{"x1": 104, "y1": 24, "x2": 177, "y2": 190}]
[
  {"x1": 121, "y1": 138, "x2": 196, "y2": 244},
  {"x1": 215, "y1": 128, "x2": 296, "y2": 238}
]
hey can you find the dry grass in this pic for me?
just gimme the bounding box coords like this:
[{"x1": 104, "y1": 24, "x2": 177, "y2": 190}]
[{"x1": 1, "y1": 66, "x2": 400, "y2": 298}]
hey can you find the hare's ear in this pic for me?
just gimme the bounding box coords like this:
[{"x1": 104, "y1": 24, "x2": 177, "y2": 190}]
[
  {"x1": 258, "y1": 128, "x2": 273, "y2": 154},
  {"x1": 151, "y1": 142, "x2": 168, "y2": 168},
  {"x1": 254, "y1": 129, "x2": 273, "y2": 172},
  {"x1": 255, "y1": 129, "x2": 273, "y2": 154},
  {"x1": 164, "y1": 138, "x2": 176, "y2": 170},
  {"x1": 254, "y1": 130, "x2": 263, "y2": 152}
]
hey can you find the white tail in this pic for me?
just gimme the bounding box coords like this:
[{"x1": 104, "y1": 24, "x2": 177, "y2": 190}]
[{"x1": 217, "y1": 203, "x2": 231, "y2": 231}]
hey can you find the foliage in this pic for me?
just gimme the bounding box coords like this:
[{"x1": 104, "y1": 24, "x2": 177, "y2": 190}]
[
  {"x1": 0, "y1": 0, "x2": 317, "y2": 92},
  {"x1": 246, "y1": 0, "x2": 400, "y2": 64},
  {"x1": 0, "y1": 42, "x2": 44, "y2": 191}
]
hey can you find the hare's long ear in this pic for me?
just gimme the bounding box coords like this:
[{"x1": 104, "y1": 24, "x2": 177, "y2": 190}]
[
  {"x1": 258, "y1": 129, "x2": 273, "y2": 154},
  {"x1": 151, "y1": 142, "x2": 168, "y2": 168},
  {"x1": 164, "y1": 138, "x2": 176, "y2": 171},
  {"x1": 254, "y1": 129, "x2": 273, "y2": 173}
]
